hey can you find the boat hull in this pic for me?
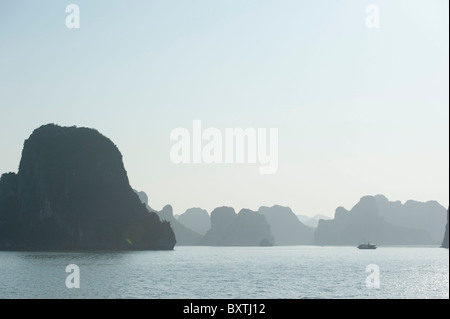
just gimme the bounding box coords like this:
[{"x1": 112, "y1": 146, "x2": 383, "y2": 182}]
[{"x1": 357, "y1": 244, "x2": 377, "y2": 249}]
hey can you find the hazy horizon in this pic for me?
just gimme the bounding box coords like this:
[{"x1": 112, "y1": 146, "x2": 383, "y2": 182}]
[{"x1": 0, "y1": 0, "x2": 448, "y2": 218}]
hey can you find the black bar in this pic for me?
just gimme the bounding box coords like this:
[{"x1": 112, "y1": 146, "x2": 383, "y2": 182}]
[{"x1": 0, "y1": 299, "x2": 448, "y2": 317}]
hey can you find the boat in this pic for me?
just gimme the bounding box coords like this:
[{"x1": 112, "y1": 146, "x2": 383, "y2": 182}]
[{"x1": 357, "y1": 243, "x2": 377, "y2": 249}]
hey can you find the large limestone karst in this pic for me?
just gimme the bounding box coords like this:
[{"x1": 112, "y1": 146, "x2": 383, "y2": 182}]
[{"x1": 0, "y1": 124, "x2": 176, "y2": 250}]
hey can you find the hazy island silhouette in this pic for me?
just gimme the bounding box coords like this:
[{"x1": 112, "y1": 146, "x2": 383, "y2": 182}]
[
  {"x1": 0, "y1": 124, "x2": 175, "y2": 250},
  {"x1": 0, "y1": 124, "x2": 448, "y2": 250}
]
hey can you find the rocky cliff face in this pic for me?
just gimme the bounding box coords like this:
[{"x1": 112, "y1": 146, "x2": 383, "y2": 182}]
[
  {"x1": 0, "y1": 124, "x2": 176, "y2": 250},
  {"x1": 442, "y1": 210, "x2": 449, "y2": 249},
  {"x1": 0, "y1": 173, "x2": 19, "y2": 246}
]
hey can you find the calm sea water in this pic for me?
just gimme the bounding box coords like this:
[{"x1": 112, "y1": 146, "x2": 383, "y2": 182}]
[{"x1": 0, "y1": 246, "x2": 448, "y2": 299}]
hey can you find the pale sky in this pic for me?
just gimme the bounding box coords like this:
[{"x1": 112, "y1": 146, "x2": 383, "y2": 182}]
[{"x1": 0, "y1": 0, "x2": 448, "y2": 217}]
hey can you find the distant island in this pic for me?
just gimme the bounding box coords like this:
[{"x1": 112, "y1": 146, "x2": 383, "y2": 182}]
[
  {"x1": 442, "y1": 210, "x2": 449, "y2": 249},
  {"x1": 199, "y1": 207, "x2": 274, "y2": 246},
  {"x1": 258, "y1": 205, "x2": 314, "y2": 245},
  {"x1": 314, "y1": 195, "x2": 447, "y2": 246},
  {"x1": 155, "y1": 205, "x2": 202, "y2": 245},
  {"x1": 178, "y1": 208, "x2": 210, "y2": 236},
  {"x1": 0, "y1": 124, "x2": 175, "y2": 250},
  {"x1": 140, "y1": 192, "x2": 447, "y2": 247},
  {"x1": 139, "y1": 197, "x2": 317, "y2": 246},
  {"x1": 296, "y1": 214, "x2": 331, "y2": 228},
  {"x1": 1, "y1": 124, "x2": 448, "y2": 250}
]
